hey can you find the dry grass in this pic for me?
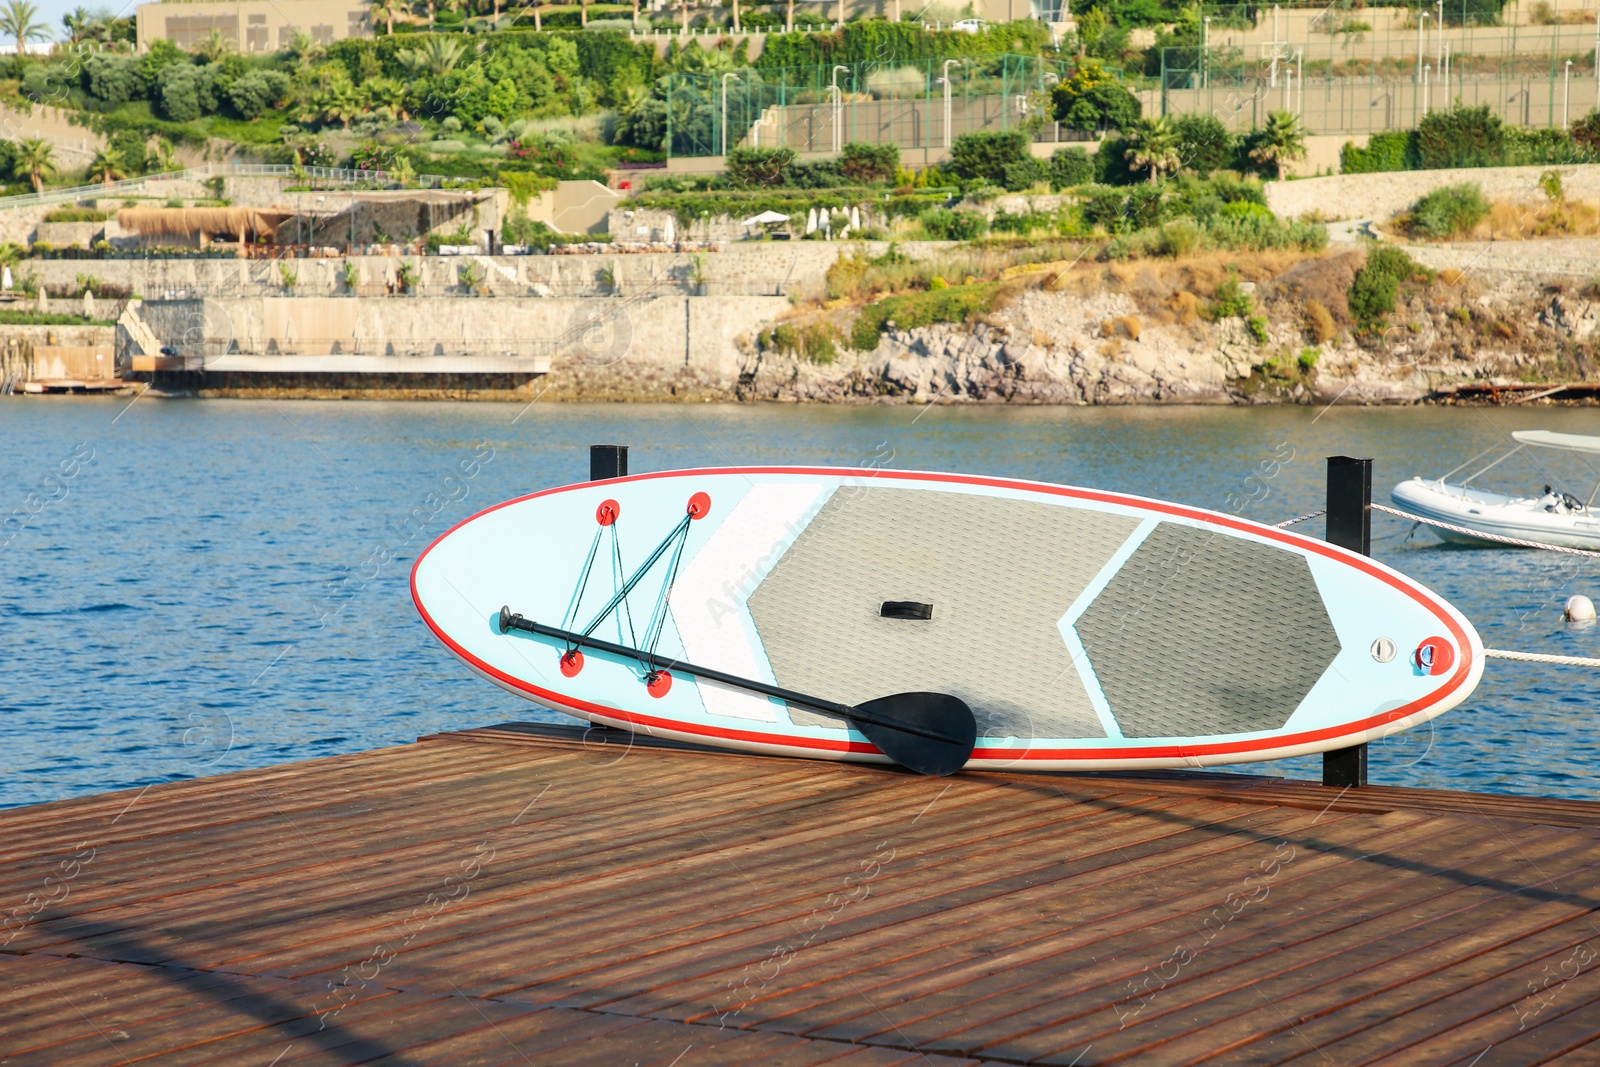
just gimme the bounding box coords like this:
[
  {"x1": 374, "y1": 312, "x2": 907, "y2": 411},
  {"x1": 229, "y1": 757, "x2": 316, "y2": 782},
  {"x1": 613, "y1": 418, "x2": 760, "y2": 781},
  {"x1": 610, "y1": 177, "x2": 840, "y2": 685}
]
[
  {"x1": 1165, "y1": 290, "x2": 1202, "y2": 325},
  {"x1": 1473, "y1": 199, "x2": 1600, "y2": 240},
  {"x1": 1304, "y1": 299, "x2": 1336, "y2": 344}
]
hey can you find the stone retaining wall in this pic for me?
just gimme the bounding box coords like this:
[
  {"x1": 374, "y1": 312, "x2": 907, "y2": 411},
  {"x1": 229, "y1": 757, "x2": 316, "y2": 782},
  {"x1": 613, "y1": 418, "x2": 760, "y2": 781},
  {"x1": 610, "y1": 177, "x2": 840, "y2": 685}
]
[
  {"x1": 1265, "y1": 164, "x2": 1600, "y2": 222},
  {"x1": 132, "y1": 293, "x2": 790, "y2": 379}
]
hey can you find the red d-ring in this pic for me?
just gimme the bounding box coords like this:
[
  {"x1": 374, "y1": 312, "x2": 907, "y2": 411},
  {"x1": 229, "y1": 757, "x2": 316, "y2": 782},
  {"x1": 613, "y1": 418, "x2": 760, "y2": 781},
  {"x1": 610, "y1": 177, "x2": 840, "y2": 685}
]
[
  {"x1": 1413, "y1": 637, "x2": 1454, "y2": 677},
  {"x1": 687, "y1": 492, "x2": 711, "y2": 520},
  {"x1": 596, "y1": 499, "x2": 620, "y2": 526},
  {"x1": 559, "y1": 649, "x2": 584, "y2": 677},
  {"x1": 646, "y1": 670, "x2": 673, "y2": 697}
]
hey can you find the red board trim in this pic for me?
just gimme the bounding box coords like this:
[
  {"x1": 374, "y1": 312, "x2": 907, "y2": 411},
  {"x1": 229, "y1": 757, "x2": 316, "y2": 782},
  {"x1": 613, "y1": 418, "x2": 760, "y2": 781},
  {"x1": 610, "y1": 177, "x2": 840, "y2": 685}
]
[{"x1": 412, "y1": 466, "x2": 1476, "y2": 762}]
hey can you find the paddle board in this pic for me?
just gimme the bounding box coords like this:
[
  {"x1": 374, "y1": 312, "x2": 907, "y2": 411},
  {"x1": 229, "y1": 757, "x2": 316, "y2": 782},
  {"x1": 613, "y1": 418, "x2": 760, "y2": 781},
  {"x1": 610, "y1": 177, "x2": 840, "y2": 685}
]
[{"x1": 411, "y1": 467, "x2": 1483, "y2": 771}]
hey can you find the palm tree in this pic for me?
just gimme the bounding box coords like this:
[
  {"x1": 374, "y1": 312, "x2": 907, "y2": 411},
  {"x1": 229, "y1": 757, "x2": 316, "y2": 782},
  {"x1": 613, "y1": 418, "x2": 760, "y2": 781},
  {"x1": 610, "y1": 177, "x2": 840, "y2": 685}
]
[
  {"x1": 370, "y1": 0, "x2": 399, "y2": 33},
  {"x1": 0, "y1": 0, "x2": 48, "y2": 72},
  {"x1": 1123, "y1": 116, "x2": 1181, "y2": 185},
  {"x1": 88, "y1": 144, "x2": 127, "y2": 187},
  {"x1": 365, "y1": 77, "x2": 408, "y2": 118},
  {"x1": 284, "y1": 28, "x2": 324, "y2": 67},
  {"x1": 16, "y1": 136, "x2": 53, "y2": 193},
  {"x1": 414, "y1": 34, "x2": 465, "y2": 76},
  {"x1": 149, "y1": 135, "x2": 176, "y2": 173},
  {"x1": 1248, "y1": 110, "x2": 1307, "y2": 180},
  {"x1": 196, "y1": 28, "x2": 234, "y2": 62}
]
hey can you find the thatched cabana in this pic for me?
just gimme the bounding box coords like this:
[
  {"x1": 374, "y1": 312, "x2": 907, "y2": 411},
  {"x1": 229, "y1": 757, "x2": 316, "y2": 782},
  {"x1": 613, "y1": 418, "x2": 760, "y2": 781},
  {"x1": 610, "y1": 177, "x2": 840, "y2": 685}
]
[{"x1": 116, "y1": 207, "x2": 295, "y2": 246}]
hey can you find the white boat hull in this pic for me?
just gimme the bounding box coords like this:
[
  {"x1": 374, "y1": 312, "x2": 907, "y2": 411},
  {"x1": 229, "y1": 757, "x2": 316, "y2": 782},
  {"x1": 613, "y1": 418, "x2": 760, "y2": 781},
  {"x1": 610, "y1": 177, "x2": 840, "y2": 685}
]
[{"x1": 1391, "y1": 477, "x2": 1600, "y2": 550}]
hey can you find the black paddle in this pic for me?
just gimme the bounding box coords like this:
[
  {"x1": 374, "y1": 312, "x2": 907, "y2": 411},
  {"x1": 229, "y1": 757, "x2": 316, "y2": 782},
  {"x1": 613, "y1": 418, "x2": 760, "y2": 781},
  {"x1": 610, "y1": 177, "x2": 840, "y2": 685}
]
[{"x1": 497, "y1": 607, "x2": 976, "y2": 776}]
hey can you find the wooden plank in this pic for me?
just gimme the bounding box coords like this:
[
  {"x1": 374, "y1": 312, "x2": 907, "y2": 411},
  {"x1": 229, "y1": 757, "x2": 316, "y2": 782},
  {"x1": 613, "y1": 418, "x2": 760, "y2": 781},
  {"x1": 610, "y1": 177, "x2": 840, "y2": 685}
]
[{"x1": 3, "y1": 726, "x2": 1599, "y2": 1067}]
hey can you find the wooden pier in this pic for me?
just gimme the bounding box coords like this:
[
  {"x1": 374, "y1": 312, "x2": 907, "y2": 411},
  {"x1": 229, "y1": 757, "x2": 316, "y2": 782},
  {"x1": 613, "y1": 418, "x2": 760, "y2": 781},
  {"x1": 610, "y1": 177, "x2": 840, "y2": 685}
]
[{"x1": 2, "y1": 722, "x2": 1598, "y2": 1066}]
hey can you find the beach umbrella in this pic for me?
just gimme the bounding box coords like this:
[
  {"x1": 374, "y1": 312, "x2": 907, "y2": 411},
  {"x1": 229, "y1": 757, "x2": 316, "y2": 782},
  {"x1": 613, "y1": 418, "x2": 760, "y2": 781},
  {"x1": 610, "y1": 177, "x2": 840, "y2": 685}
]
[
  {"x1": 741, "y1": 210, "x2": 792, "y2": 226},
  {"x1": 805, "y1": 208, "x2": 817, "y2": 234},
  {"x1": 850, "y1": 206, "x2": 861, "y2": 229}
]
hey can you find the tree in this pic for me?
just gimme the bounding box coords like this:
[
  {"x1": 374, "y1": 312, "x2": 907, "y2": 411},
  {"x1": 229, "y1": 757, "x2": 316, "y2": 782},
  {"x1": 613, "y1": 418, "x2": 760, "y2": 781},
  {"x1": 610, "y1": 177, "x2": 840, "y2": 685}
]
[
  {"x1": 83, "y1": 53, "x2": 141, "y2": 105},
  {"x1": 0, "y1": 0, "x2": 47, "y2": 73},
  {"x1": 16, "y1": 136, "x2": 53, "y2": 193},
  {"x1": 88, "y1": 145, "x2": 128, "y2": 187},
  {"x1": 1051, "y1": 60, "x2": 1140, "y2": 133},
  {"x1": 1170, "y1": 112, "x2": 1233, "y2": 176},
  {"x1": 1245, "y1": 110, "x2": 1306, "y2": 179},
  {"x1": 1123, "y1": 116, "x2": 1181, "y2": 184},
  {"x1": 228, "y1": 69, "x2": 291, "y2": 119}
]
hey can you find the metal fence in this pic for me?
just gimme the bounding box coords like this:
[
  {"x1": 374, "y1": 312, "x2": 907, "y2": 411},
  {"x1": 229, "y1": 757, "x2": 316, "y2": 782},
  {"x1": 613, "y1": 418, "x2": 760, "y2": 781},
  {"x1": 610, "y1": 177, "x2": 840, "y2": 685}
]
[
  {"x1": 0, "y1": 163, "x2": 466, "y2": 213},
  {"x1": 663, "y1": 55, "x2": 1075, "y2": 157},
  {"x1": 1149, "y1": 8, "x2": 1600, "y2": 133}
]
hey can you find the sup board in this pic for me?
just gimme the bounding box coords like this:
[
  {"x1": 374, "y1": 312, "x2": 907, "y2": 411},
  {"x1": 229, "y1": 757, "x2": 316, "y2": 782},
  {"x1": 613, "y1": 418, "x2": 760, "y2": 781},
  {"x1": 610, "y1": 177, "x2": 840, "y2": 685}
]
[{"x1": 411, "y1": 466, "x2": 1484, "y2": 771}]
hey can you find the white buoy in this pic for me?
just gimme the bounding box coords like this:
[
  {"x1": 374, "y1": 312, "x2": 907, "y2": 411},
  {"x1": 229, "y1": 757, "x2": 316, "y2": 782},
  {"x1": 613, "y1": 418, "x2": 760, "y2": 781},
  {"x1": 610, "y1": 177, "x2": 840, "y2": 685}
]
[{"x1": 1563, "y1": 595, "x2": 1596, "y2": 622}]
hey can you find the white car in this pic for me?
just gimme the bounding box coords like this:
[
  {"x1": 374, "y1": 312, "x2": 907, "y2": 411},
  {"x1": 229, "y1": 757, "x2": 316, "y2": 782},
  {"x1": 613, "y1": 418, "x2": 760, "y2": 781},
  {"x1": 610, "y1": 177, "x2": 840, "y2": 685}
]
[{"x1": 951, "y1": 18, "x2": 986, "y2": 32}]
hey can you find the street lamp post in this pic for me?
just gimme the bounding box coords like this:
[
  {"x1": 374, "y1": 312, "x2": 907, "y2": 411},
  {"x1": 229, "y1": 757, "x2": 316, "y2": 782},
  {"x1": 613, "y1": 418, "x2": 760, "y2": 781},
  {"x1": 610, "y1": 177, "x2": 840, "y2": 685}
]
[
  {"x1": 1202, "y1": 16, "x2": 1210, "y2": 89},
  {"x1": 831, "y1": 65, "x2": 849, "y2": 151},
  {"x1": 942, "y1": 58, "x2": 961, "y2": 148},
  {"x1": 721, "y1": 72, "x2": 740, "y2": 156},
  {"x1": 1565, "y1": 59, "x2": 1574, "y2": 128},
  {"x1": 1417, "y1": 12, "x2": 1428, "y2": 82}
]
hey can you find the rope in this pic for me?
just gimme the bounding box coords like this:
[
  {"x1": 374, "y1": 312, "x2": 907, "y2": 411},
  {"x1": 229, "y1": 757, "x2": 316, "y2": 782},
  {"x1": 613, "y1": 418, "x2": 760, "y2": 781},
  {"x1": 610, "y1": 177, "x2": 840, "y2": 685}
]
[
  {"x1": 1371, "y1": 504, "x2": 1600, "y2": 559},
  {"x1": 1273, "y1": 509, "x2": 1326, "y2": 528},
  {"x1": 1485, "y1": 648, "x2": 1600, "y2": 668}
]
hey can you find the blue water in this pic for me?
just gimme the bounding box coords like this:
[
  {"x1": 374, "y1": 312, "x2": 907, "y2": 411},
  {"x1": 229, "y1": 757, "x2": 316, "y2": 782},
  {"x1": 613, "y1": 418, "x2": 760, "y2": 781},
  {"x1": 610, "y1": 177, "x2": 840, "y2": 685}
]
[{"x1": 3, "y1": 396, "x2": 1599, "y2": 808}]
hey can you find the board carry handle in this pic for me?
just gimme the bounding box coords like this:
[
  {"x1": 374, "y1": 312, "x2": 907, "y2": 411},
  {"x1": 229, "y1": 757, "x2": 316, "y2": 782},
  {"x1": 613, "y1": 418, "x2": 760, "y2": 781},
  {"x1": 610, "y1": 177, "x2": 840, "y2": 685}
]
[{"x1": 497, "y1": 606, "x2": 976, "y2": 776}]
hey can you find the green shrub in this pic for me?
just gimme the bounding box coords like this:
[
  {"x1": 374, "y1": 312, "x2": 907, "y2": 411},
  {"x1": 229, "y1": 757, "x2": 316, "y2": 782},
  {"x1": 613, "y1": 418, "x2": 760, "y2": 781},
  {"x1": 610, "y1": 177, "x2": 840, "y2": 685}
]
[
  {"x1": 1002, "y1": 156, "x2": 1048, "y2": 192},
  {"x1": 1416, "y1": 104, "x2": 1505, "y2": 169},
  {"x1": 838, "y1": 142, "x2": 898, "y2": 185},
  {"x1": 1246, "y1": 315, "x2": 1269, "y2": 344},
  {"x1": 850, "y1": 282, "x2": 998, "y2": 351},
  {"x1": 1409, "y1": 183, "x2": 1489, "y2": 238},
  {"x1": 1210, "y1": 277, "x2": 1254, "y2": 319},
  {"x1": 1047, "y1": 148, "x2": 1094, "y2": 190},
  {"x1": 42, "y1": 207, "x2": 109, "y2": 223},
  {"x1": 758, "y1": 322, "x2": 839, "y2": 364},
  {"x1": 991, "y1": 209, "x2": 1055, "y2": 235},
  {"x1": 918, "y1": 207, "x2": 988, "y2": 241},
  {"x1": 1298, "y1": 347, "x2": 1320, "y2": 371},
  {"x1": 1349, "y1": 244, "x2": 1429, "y2": 323},
  {"x1": 1340, "y1": 130, "x2": 1417, "y2": 173},
  {"x1": 1157, "y1": 218, "x2": 1201, "y2": 257},
  {"x1": 725, "y1": 146, "x2": 796, "y2": 188},
  {"x1": 948, "y1": 130, "x2": 1030, "y2": 184}
]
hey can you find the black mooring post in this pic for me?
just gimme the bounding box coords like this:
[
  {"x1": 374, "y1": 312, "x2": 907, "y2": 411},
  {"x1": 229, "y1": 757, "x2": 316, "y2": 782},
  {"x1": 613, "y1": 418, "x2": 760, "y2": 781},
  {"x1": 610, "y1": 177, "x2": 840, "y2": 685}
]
[
  {"x1": 1323, "y1": 455, "x2": 1372, "y2": 788},
  {"x1": 590, "y1": 444, "x2": 628, "y2": 482},
  {"x1": 584, "y1": 445, "x2": 629, "y2": 736}
]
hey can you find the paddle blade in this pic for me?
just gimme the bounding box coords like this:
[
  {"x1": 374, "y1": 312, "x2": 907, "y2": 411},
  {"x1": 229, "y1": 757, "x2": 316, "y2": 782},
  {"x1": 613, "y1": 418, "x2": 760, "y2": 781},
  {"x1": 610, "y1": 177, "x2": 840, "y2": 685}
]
[{"x1": 852, "y1": 692, "x2": 977, "y2": 777}]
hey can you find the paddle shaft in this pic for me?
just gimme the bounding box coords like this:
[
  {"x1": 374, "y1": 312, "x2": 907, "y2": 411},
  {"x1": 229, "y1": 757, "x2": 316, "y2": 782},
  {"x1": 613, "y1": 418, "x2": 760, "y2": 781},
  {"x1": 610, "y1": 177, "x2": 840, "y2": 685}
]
[{"x1": 498, "y1": 611, "x2": 964, "y2": 746}]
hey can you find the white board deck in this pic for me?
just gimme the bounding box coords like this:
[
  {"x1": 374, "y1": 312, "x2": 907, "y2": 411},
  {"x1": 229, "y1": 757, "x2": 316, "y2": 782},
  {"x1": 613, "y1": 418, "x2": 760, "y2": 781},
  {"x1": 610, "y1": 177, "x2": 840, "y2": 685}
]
[{"x1": 412, "y1": 467, "x2": 1483, "y2": 771}]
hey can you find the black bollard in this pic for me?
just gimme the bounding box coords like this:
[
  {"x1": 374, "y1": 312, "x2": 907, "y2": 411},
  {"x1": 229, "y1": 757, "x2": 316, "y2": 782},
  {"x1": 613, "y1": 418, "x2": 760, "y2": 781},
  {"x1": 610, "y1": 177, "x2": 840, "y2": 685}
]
[
  {"x1": 590, "y1": 444, "x2": 628, "y2": 482},
  {"x1": 1323, "y1": 455, "x2": 1372, "y2": 788}
]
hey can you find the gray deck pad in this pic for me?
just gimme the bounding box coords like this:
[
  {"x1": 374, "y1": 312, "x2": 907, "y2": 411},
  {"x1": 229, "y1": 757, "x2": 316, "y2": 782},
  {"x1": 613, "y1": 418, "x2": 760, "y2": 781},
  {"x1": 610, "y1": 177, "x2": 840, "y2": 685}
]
[
  {"x1": 747, "y1": 486, "x2": 1142, "y2": 739},
  {"x1": 1074, "y1": 521, "x2": 1343, "y2": 738}
]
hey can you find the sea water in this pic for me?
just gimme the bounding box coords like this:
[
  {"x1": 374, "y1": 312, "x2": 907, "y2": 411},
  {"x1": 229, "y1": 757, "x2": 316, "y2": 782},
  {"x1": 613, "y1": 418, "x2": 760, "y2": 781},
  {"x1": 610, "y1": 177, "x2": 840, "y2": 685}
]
[{"x1": 3, "y1": 396, "x2": 1597, "y2": 808}]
